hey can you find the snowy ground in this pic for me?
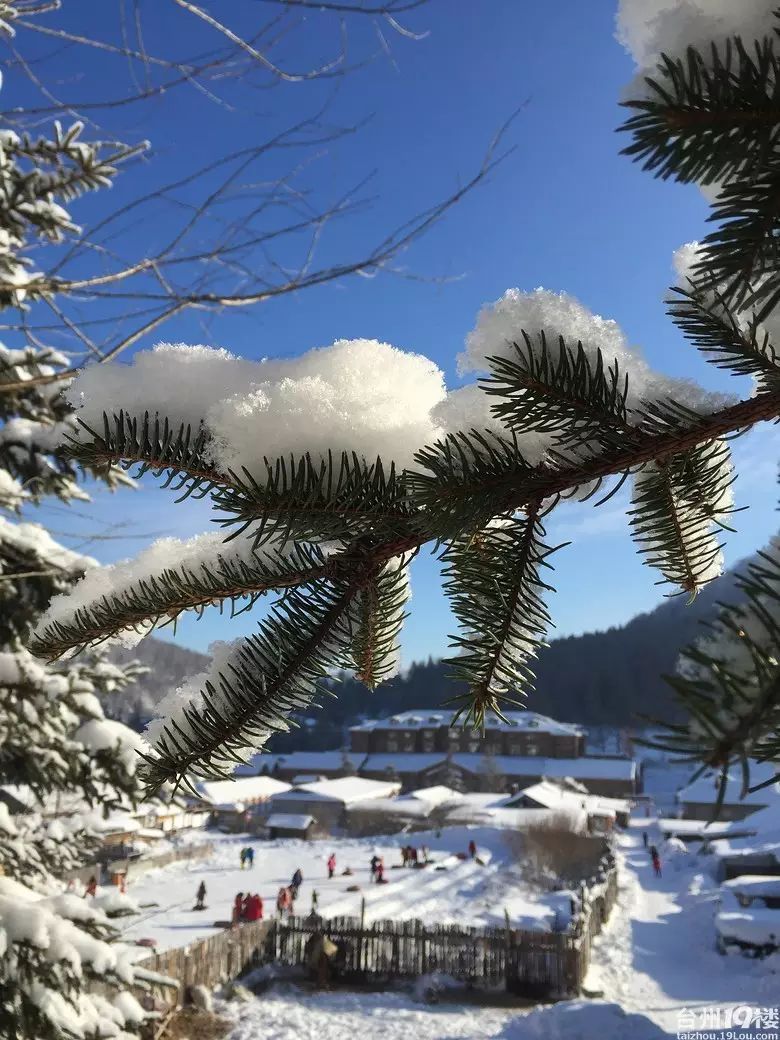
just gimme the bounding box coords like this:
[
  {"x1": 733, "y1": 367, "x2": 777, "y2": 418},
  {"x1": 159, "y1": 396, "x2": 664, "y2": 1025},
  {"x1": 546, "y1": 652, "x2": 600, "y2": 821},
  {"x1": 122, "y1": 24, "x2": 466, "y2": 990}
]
[
  {"x1": 120, "y1": 826, "x2": 570, "y2": 950},
  {"x1": 217, "y1": 826, "x2": 780, "y2": 1040},
  {"x1": 587, "y1": 830, "x2": 779, "y2": 1036},
  {"x1": 224, "y1": 990, "x2": 667, "y2": 1040}
]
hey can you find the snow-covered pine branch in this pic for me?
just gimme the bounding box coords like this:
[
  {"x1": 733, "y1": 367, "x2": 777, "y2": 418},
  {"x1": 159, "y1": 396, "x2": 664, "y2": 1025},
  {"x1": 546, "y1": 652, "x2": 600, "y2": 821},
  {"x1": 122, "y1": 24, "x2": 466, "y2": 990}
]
[{"x1": 34, "y1": 278, "x2": 780, "y2": 787}]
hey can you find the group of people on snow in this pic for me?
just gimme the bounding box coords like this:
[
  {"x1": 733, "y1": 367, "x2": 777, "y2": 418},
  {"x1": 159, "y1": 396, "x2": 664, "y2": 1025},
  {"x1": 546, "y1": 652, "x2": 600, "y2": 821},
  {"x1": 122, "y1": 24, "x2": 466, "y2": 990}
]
[{"x1": 233, "y1": 890, "x2": 264, "y2": 924}]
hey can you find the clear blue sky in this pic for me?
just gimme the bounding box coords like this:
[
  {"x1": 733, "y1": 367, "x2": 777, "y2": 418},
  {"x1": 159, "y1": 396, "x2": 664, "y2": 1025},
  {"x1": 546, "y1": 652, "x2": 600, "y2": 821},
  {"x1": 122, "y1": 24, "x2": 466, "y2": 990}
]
[{"x1": 29, "y1": 1, "x2": 780, "y2": 664}]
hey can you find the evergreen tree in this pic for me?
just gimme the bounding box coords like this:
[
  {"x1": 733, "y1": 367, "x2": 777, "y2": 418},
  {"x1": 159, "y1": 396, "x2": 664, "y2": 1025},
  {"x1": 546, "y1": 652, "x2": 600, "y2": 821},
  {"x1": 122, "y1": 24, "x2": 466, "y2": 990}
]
[
  {"x1": 27, "y1": 4, "x2": 780, "y2": 812},
  {"x1": 0, "y1": 100, "x2": 164, "y2": 1040}
]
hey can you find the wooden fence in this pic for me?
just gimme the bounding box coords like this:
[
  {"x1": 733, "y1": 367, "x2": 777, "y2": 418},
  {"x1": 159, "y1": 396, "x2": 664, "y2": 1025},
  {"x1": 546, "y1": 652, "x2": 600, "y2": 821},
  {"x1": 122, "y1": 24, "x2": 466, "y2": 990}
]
[
  {"x1": 138, "y1": 857, "x2": 618, "y2": 1003},
  {"x1": 140, "y1": 919, "x2": 274, "y2": 1003}
]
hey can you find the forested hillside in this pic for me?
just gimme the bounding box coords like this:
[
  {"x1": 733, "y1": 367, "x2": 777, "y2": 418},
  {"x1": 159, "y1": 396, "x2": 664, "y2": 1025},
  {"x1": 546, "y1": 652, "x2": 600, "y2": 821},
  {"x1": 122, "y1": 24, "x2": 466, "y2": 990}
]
[
  {"x1": 101, "y1": 564, "x2": 740, "y2": 748},
  {"x1": 266, "y1": 564, "x2": 740, "y2": 752}
]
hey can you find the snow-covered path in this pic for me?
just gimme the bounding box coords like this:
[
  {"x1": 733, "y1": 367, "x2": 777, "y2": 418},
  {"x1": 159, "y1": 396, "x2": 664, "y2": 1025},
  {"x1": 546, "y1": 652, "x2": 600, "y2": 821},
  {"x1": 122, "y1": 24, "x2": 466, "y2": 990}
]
[{"x1": 589, "y1": 831, "x2": 779, "y2": 1035}]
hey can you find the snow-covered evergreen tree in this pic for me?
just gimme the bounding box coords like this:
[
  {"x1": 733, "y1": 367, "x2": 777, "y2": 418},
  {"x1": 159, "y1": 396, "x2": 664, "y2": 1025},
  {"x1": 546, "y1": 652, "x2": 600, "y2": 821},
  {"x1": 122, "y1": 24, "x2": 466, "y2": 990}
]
[{"x1": 0, "y1": 84, "x2": 164, "y2": 1040}]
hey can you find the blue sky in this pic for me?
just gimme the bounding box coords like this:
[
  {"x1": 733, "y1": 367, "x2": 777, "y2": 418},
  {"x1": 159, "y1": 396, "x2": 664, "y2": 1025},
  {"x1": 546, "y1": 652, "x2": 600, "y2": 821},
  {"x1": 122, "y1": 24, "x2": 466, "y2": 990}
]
[{"x1": 26, "y1": 1, "x2": 780, "y2": 663}]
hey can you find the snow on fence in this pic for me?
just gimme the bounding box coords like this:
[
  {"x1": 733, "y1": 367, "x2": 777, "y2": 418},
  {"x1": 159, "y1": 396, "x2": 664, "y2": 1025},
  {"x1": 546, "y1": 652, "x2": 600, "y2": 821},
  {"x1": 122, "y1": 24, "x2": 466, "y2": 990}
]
[{"x1": 137, "y1": 861, "x2": 618, "y2": 1002}]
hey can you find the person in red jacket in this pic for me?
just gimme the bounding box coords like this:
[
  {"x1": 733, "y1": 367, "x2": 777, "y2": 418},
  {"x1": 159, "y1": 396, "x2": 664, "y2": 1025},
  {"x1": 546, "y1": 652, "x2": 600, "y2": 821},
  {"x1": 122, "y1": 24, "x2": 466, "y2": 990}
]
[
  {"x1": 468, "y1": 840, "x2": 477, "y2": 860},
  {"x1": 245, "y1": 893, "x2": 263, "y2": 921},
  {"x1": 327, "y1": 852, "x2": 336, "y2": 879}
]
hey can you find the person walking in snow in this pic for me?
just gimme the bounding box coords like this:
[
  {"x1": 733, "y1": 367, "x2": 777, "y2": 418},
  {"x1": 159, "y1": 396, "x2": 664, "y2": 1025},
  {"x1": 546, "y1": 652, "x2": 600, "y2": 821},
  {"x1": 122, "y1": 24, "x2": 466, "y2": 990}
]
[
  {"x1": 84, "y1": 875, "x2": 97, "y2": 898},
  {"x1": 409, "y1": 846, "x2": 418, "y2": 867},
  {"x1": 246, "y1": 847, "x2": 254, "y2": 868},
  {"x1": 370, "y1": 853, "x2": 380, "y2": 880},
  {"x1": 327, "y1": 852, "x2": 336, "y2": 879},
  {"x1": 375, "y1": 858, "x2": 385, "y2": 884},
  {"x1": 195, "y1": 881, "x2": 206, "y2": 910},
  {"x1": 468, "y1": 840, "x2": 477, "y2": 860},
  {"x1": 290, "y1": 867, "x2": 303, "y2": 897},
  {"x1": 311, "y1": 889, "x2": 319, "y2": 913},
  {"x1": 651, "y1": 849, "x2": 662, "y2": 878},
  {"x1": 642, "y1": 831, "x2": 648, "y2": 848},
  {"x1": 240, "y1": 848, "x2": 247, "y2": 870}
]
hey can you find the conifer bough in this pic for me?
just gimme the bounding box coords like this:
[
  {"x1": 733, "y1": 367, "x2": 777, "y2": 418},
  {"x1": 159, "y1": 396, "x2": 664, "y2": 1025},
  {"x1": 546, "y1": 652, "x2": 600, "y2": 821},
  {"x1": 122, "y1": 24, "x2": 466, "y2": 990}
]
[{"x1": 30, "y1": 5, "x2": 780, "y2": 799}]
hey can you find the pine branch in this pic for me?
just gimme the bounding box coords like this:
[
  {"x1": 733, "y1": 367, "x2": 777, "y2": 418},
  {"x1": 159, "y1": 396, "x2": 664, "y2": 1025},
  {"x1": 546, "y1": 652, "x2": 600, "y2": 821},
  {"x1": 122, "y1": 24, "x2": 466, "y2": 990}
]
[
  {"x1": 442, "y1": 504, "x2": 562, "y2": 727},
  {"x1": 698, "y1": 164, "x2": 780, "y2": 320},
  {"x1": 351, "y1": 555, "x2": 412, "y2": 688},
  {"x1": 628, "y1": 446, "x2": 728, "y2": 595},
  {"x1": 668, "y1": 284, "x2": 780, "y2": 387},
  {"x1": 29, "y1": 540, "x2": 333, "y2": 658},
  {"x1": 482, "y1": 332, "x2": 636, "y2": 449},
  {"x1": 619, "y1": 35, "x2": 780, "y2": 185},
  {"x1": 412, "y1": 391, "x2": 780, "y2": 538},
  {"x1": 212, "y1": 449, "x2": 419, "y2": 547},
  {"x1": 66, "y1": 411, "x2": 234, "y2": 499},
  {"x1": 141, "y1": 575, "x2": 363, "y2": 791}
]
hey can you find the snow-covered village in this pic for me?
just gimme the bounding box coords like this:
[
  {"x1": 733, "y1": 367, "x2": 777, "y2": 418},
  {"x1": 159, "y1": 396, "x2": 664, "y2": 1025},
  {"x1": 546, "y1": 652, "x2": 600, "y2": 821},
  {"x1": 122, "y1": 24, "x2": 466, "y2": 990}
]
[{"x1": 4, "y1": 2, "x2": 780, "y2": 1039}]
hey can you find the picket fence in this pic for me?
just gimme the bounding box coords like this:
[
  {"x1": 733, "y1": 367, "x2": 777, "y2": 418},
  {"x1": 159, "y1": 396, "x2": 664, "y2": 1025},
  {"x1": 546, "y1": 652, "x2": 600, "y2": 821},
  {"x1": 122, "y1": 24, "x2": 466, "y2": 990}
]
[{"x1": 139, "y1": 859, "x2": 618, "y2": 1003}]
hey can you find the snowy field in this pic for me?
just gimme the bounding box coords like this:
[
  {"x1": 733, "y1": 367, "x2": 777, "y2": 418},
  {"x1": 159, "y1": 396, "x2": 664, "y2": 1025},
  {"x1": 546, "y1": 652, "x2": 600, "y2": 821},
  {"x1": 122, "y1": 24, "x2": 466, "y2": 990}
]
[
  {"x1": 225, "y1": 991, "x2": 668, "y2": 1040},
  {"x1": 212, "y1": 828, "x2": 780, "y2": 1040},
  {"x1": 119, "y1": 826, "x2": 571, "y2": 950}
]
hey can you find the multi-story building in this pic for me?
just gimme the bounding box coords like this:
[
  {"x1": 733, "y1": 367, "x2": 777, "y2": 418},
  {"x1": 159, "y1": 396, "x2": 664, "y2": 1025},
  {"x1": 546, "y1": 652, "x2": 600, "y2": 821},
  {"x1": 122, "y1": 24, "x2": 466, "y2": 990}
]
[
  {"x1": 348, "y1": 710, "x2": 585, "y2": 758},
  {"x1": 245, "y1": 709, "x2": 640, "y2": 798}
]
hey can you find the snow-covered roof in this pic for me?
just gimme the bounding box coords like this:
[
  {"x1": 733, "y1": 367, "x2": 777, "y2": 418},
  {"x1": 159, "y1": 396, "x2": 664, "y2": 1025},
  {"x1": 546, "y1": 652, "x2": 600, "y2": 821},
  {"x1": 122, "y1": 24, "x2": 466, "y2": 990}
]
[
  {"x1": 195, "y1": 775, "x2": 291, "y2": 808},
  {"x1": 360, "y1": 753, "x2": 446, "y2": 774},
  {"x1": 404, "y1": 785, "x2": 464, "y2": 807},
  {"x1": 678, "y1": 761, "x2": 780, "y2": 807},
  {"x1": 273, "y1": 776, "x2": 400, "y2": 805},
  {"x1": 91, "y1": 813, "x2": 140, "y2": 835},
  {"x1": 445, "y1": 802, "x2": 586, "y2": 831},
  {"x1": 346, "y1": 797, "x2": 433, "y2": 818},
  {"x1": 515, "y1": 779, "x2": 617, "y2": 817},
  {"x1": 452, "y1": 753, "x2": 637, "y2": 781},
  {"x1": 265, "y1": 813, "x2": 314, "y2": 831},
  {"x1": 350, "y1": 709, "x2": 582, "y2": 736}
]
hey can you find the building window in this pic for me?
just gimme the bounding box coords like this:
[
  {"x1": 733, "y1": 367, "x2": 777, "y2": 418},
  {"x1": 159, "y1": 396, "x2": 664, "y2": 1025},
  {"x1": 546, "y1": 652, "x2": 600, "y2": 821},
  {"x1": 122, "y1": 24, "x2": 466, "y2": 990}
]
[
  {"x1": 468, "y1": 739, "x2": 480, "y2": 753},
  {"x1": 402, "y1": 732, "x2": 415, "y2": 752},
  {"x1": 422, "y1": 731, "x2": 435, "y2": 753},
  {"x1": 526, "y1": 744, "x2": 539, "y2": 756},
  {"x1": 386, "y1": 736, "x2": 399, "y2": 753}
]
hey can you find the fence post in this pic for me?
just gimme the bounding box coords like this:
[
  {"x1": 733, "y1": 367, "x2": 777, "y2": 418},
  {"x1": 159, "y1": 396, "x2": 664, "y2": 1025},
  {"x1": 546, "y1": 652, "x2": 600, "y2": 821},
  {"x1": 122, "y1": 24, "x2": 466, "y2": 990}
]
[
  {"x1": 503, "y1": 908, "x2": 513, "y2": 993},
  {"x1": 357, "y1": 898, "x2": 366, "y2": 976}
]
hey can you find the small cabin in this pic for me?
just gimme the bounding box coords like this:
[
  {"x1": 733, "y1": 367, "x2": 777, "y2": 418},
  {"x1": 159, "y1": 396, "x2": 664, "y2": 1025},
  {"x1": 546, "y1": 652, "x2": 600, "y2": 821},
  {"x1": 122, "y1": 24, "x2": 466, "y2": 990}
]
[{"x1": 265, "y1": 813, "x2": 315, "y2": 840}]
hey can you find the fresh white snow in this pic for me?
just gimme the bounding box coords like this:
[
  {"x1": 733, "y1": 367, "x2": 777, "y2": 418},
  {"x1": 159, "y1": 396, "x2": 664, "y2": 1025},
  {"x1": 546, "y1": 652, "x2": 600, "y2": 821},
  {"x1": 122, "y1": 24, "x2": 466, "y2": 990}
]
[{"x1": 118, "y1": 828, "x2": 576, "y2": 951}]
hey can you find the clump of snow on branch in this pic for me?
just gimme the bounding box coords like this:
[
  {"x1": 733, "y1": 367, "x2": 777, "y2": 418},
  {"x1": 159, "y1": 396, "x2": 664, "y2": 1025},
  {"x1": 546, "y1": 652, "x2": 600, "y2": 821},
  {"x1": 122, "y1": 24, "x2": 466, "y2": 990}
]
[
  {"x1": 460, "y1": 286, "x2": 732, "y2": 415},
  {"x1": 143, "y1": 637, "x2": 275, "y2": 768},
  {"x1": 68, "y1": 338, "x2": 448, "y2": 472},
  {"x1": 66, "y1": 289, "x2": 733, "y2": 485},
  {"x1": 616, "y1": 0, "x2": 777, "y2": 77},
  {"x1": 36, "y1": 529, "x2": 270, "y2": 651}
]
